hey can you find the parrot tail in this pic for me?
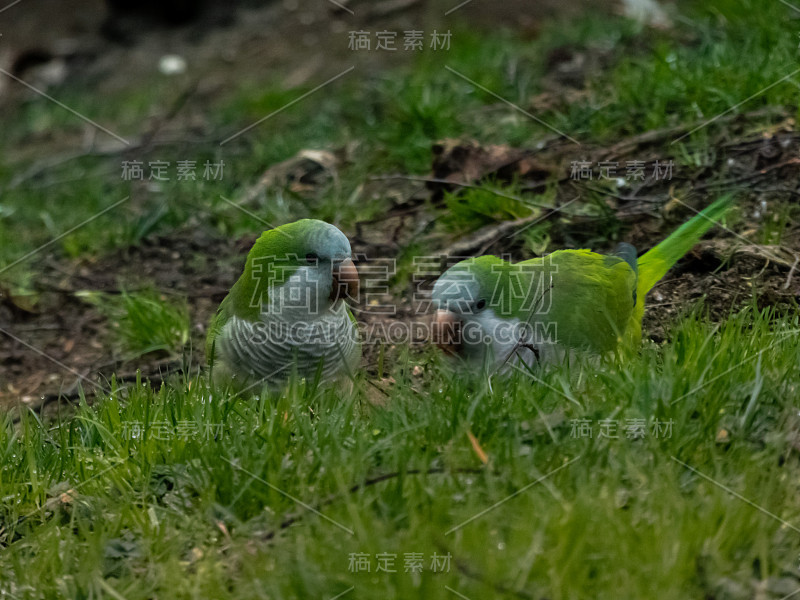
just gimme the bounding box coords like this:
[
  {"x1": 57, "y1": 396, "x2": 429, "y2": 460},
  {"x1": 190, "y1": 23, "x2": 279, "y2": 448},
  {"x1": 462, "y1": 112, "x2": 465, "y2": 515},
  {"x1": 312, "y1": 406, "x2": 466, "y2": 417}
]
[{"x1": 636, "y1": 196, "x2": 733, "y2": 299}]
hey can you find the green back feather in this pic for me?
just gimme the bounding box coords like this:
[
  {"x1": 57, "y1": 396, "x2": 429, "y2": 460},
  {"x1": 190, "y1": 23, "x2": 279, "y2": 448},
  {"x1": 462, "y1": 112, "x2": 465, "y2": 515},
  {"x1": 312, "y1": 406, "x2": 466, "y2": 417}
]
[
  {"x1": 205, "y1": 219, "x2": 325, "y2": 362},
  {"x1": 439, "y1": 197, "x2": 732, "y2": 355},
  {"x1": 525, "y1": 250, "x2": 637, "y2": 352},
  {"x1": 453, "y1": 252, "x2": 636, "y2": 352}
]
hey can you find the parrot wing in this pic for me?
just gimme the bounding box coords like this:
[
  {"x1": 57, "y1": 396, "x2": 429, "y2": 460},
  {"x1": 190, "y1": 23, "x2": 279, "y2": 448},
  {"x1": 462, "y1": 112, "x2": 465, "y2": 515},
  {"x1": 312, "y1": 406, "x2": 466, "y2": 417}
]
[
  {"x1": 205, "y1": 224, "x2": 306, "y2": 368},
  {"x1": 205, "y1": 294, "x2": 232, "y2": 368},
  {"x1": 524, "y1": 249, "x2": 638, "y2": 353}
]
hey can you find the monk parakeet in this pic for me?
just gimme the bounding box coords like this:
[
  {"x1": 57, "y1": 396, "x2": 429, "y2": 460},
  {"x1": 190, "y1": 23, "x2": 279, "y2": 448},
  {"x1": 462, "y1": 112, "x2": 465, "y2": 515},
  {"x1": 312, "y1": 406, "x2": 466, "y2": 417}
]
[
  {"x1": 432, "y1": 197, "x2": 732, "y2": 371},
  {"x1": 206, "y1": 219, "x2": 361, "y2": 390}
]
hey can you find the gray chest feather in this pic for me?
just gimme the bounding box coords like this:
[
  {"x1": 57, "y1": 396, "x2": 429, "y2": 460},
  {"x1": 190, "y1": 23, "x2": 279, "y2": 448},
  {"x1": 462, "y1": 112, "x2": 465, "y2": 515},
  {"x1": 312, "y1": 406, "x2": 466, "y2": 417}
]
[{"x1": 218, "y1": 304, "x2": 360, "y2": 387}]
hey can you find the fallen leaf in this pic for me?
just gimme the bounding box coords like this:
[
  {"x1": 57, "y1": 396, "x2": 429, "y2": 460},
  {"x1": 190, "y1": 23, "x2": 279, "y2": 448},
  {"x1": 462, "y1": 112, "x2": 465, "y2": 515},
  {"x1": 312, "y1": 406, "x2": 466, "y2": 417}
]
[
  {"x1": 429, "y1": 139, "x2": 554, "y2": 191},
  {"x1": 467, "y1": 429, "x2": 489, "y2": 465}
]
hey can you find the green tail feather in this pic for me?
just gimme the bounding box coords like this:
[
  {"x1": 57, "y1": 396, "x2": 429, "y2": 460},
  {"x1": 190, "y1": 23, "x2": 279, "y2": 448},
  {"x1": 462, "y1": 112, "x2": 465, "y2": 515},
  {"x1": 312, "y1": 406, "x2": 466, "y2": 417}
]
[{"x1": 636, "y1": 196, "x2": 733, "y2": 299}]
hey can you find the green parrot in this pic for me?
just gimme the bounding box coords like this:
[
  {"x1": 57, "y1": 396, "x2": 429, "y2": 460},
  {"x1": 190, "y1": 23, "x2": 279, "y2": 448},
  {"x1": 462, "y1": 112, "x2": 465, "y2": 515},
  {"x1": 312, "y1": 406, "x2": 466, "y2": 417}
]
[
  {"x1": 206, "y1": 219, "x2": 361, "y2": 390},
  {"x1": 431, "y1": 197, "x2": 732, "y2": 371}
]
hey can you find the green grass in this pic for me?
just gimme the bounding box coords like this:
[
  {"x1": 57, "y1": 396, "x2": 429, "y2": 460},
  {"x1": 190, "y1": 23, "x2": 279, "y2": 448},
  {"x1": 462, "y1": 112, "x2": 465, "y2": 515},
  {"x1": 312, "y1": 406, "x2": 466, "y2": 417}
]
[
  {"x1": 2, "y1": 0, "x2": 798, "y2": 278},
  {"x1": 77, "y1": 288, "x2": 190, "y2": 358},
  {"x1": 2, "y1": 5, "x2": 800, "y2": 596},
  {"x1": 441, "y1": 181, "x2": 536, "y2": 233},
  {"x1": 1, "y1": 306, "x2": 800, "y2": 598}
]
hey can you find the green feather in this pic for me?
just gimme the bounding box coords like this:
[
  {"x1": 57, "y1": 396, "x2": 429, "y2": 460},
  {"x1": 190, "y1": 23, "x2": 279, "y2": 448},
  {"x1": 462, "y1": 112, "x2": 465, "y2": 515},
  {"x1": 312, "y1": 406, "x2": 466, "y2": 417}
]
[
  {"x1": 205, "y1": 219, "x2": 333, "y2": 366},
  {"x1": 529, "y1": 249, "x2": 636, "y2": 352},
  {"x1": 636, "y1": 196, "x2": 732, "y2": 299},
  {"x1": 626, "y1": 195, "x2": 733, "y2": 345},
  {"x1": 434, "y1": 197, "x2": 733, "y2": 357}
]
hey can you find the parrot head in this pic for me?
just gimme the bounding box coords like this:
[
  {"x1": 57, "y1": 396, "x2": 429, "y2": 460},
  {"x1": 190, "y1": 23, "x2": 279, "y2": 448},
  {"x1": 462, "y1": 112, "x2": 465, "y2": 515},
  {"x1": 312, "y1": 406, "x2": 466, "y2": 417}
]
[
  {"x1": 431, "y1": 256, "x2": 537, "y2": 370},
  {"x1": 234, "y1": 219, "x2": 360, "y2": 320}
]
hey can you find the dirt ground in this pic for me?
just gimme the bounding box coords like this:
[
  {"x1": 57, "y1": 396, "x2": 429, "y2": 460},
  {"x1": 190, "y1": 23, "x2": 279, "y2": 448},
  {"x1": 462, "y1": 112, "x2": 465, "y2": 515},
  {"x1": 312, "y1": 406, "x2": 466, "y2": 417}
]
[{"x1": 1, "y1": 0, "x2": 798, "y2": 414}]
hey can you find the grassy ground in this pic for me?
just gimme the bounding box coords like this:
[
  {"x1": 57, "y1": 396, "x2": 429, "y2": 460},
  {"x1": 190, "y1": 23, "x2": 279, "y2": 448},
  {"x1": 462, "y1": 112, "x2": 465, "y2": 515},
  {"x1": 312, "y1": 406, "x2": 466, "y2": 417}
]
[
  {"x1": 2, "y1": 308, "x2": 800, "y2": 599},
  {"x1": 2, "y1": 0, "x2": 800, "y2": 597},
  {"x1": 1, "y1": 0, "x2": 798, "y2": 274}
]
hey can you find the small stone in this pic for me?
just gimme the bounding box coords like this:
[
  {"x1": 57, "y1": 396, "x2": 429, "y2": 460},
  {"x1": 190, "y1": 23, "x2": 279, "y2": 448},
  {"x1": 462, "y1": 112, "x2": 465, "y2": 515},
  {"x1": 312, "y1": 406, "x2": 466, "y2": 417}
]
[{"x1": 158, "y1": 55, "x2": 187, "y2": 76}]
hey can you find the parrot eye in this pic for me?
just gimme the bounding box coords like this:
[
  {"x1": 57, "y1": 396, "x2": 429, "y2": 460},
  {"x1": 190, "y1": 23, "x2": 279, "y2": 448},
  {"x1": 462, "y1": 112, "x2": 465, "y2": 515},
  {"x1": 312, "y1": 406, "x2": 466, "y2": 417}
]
[
  {"x1": 475, "y1": 299, "x2": 487, "y2": 311},
  {"x1": 305, "y1": 253, "x2": 318, "y2": 264}
]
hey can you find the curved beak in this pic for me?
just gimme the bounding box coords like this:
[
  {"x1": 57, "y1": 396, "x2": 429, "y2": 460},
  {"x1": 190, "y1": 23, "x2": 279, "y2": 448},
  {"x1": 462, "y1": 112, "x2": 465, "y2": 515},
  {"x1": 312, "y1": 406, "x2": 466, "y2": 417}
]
[
  {"x1": 433, "y1": 309, "x2": 462, "y2": 355},
  {"x1": 330, "y1": 258, "x2": 359, "y2": 302}
]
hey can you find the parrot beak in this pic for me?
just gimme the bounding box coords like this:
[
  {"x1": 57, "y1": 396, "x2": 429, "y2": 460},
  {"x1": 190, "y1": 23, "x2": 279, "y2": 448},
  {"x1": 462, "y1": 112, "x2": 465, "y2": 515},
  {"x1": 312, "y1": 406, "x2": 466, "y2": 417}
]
[
  {"x1": 433, "y1": 309, "x2": 462, "y2": 355},
  {"x1": 330, "y1": 258, "x2": 359, "y2": 302}
]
